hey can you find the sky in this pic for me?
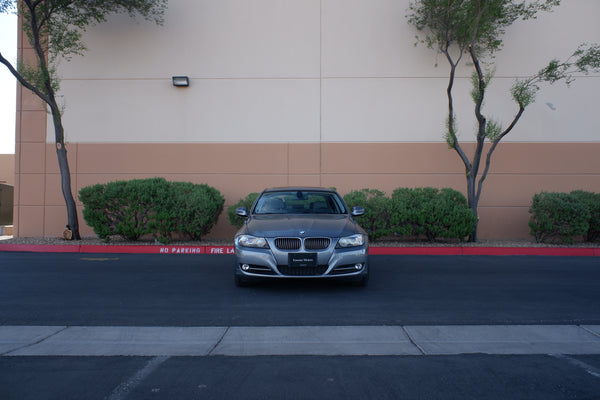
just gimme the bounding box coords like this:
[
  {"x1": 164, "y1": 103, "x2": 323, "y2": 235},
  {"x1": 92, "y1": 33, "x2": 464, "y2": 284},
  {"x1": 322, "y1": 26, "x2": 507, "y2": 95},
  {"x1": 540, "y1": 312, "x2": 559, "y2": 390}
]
[{"x1": 0, "y1": 13, "x2": 17, "y2": 154}]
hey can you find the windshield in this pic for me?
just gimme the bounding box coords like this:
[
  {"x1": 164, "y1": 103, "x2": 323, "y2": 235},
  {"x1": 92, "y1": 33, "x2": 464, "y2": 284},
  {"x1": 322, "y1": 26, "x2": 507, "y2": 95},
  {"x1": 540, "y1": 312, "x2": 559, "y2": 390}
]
[{"x1": 253, "y1": 191, "x2": 347, "y2": 215}]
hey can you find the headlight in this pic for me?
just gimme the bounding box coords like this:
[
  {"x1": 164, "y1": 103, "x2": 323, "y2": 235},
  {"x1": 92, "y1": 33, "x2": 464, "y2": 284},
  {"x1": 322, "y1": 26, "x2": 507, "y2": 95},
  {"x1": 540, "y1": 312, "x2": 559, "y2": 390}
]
[
  {"x1": 337, "y1": 234, "x2": 366, "y2": 248},
  {"x1": 236, "y1": 235, "x2": 269, "y2": 249}
]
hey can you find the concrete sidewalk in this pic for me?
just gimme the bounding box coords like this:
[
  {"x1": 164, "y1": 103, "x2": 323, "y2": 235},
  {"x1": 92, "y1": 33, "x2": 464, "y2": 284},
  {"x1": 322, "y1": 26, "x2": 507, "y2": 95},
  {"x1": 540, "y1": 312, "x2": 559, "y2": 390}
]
[{"x1": 2, "y1": 325, "x2": 600, "y2": 357}]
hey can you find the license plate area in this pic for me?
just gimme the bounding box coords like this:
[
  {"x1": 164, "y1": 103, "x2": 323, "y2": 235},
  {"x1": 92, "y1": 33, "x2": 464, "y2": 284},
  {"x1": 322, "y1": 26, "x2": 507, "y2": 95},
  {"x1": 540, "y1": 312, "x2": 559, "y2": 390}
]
[{"x1": 288, "y1": 253, "x2": 317, "y2": 267}]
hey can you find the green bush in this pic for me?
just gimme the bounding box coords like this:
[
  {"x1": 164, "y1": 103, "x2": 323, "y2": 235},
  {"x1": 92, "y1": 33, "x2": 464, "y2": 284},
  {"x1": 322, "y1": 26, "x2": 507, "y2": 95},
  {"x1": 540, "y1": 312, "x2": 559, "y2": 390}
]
[
  {"x1": 79, "y1": 178, "x2": 168, "y2": 241},
  {"x1": 343, "y1": 189, "x2": 392, "y2": 240},
  {"x1": 528, "y1": 192, "x2": 590, "y2": 244},
  {"x1": 79, "y1": 178, "x2": 224, "y2": 243},
  {"x1": 570, "y1": 190, "x2": 600, "y2": 242},
  {"x1": 227, "y1": 192, "x2": 259, "y2": 229},
  {"x1": 390, "y1": 187, "x2": 476, "y2": 241},
  {"x1": 153, "y1": 182, "x2": 225, "y2": 242}
]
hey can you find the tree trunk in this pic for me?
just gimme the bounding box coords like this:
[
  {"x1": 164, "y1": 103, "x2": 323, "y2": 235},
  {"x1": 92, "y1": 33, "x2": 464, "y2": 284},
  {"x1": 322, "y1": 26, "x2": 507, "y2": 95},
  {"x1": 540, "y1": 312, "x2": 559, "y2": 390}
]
[
  {"x1": 50, "y1": 106, "x2": 81, "y2": 240},
  {"x1": 55, "y1": 143, "x2": 80, "y2": 240},
  {"x1": 467, "y1": 174, "x2": 479, "y2": 242}
]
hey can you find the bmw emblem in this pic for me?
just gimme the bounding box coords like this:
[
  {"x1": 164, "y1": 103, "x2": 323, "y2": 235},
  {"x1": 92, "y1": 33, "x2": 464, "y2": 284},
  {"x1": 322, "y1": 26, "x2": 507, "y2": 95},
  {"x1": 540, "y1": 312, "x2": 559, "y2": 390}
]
[{"x1": 299, "y1": 231, "x2": 306, "y2": 235}]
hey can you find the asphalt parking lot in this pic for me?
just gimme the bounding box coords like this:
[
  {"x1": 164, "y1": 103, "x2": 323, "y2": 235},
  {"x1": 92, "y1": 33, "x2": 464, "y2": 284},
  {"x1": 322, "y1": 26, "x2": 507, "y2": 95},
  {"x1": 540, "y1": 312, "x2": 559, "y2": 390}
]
[
  {"x1": 1, "y1": 252, "x2": 599, "y2": 399},
  {"x1": 1, "y1": 253, "x2": 599, "y2": 326}
]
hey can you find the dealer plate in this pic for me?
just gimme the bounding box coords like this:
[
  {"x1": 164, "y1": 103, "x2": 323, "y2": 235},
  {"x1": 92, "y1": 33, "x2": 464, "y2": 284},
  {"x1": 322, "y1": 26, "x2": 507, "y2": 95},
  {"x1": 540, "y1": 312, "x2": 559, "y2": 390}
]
[{"x1": 289, "y1": 253, "x2": 317, "y2": 267}]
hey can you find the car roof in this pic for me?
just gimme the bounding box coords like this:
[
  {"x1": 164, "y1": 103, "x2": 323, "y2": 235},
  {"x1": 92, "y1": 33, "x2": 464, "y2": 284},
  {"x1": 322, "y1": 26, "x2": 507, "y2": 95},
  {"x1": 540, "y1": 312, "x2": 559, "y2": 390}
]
[{"x1": 261, "y1": 187, "x2": 338, "y2": 194}]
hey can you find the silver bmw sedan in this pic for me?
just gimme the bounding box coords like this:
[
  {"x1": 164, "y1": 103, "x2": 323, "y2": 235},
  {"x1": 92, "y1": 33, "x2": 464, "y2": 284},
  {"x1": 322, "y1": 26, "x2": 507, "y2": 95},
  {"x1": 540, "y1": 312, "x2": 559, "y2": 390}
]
[{"x1": 234, "y1": 187, "x2": 369, "y2": 286}]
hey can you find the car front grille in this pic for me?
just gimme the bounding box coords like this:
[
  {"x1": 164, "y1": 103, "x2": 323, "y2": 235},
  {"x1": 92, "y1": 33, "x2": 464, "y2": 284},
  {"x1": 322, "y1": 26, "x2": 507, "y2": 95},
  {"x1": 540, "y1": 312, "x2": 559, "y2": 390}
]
[
  {"x1": 304, "y1": 238, "x2": 331, "y2": 250},
  {"x1": 274, "y1": 237, "x2": 330, "y2": 251},
  {"x1": 278, "y1": 265, "x2": 328, "y2": 276},
  {"x1": 275, "y1": 238, "x2": 301, "y2": 250}
]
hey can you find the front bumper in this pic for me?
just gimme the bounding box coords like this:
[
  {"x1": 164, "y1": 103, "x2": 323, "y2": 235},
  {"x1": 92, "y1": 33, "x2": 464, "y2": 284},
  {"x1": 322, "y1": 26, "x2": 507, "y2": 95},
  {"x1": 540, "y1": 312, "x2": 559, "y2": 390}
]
[{"x1": 235, "y1": 241, "x2": 368, "y2": 279}]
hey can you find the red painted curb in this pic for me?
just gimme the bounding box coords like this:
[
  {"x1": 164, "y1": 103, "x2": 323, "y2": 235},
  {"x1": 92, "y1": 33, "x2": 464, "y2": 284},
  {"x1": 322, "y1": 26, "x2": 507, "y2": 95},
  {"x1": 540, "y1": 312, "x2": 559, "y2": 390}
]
[
  {"x1": 81, "y1": 245, "x2": 210, "y2": 254},
  {"x1": 369, "y1": 247, "x2": 463, "y2": 256},
  {"x1": 1, "y1": 244, "x2": 598, "y2": 256},
  {"x1": 371, "y1": 246, "x2": 599, "y2": 256},
  {"x1": 0, "y1": 244, "x2": 80, "y2": 253},
  {"x1": 0, "y1": 244, "x2": 235, "y2": 255},
  {"x1": 461, "y1": 247, "x2": 598, "y2": 257}
]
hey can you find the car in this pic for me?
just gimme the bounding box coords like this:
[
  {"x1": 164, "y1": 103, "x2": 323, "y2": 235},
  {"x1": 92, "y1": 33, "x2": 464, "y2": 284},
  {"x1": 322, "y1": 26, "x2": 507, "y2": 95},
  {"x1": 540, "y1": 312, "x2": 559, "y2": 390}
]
[{"x1": 233, "y1": 187, "x2": 369, "y2": 286}]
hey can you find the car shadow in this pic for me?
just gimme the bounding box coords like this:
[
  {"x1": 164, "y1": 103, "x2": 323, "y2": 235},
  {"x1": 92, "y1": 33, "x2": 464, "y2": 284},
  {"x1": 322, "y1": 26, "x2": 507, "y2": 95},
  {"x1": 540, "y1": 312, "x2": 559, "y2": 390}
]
[{"x1": 238, "y1": 278, "x2": 368, "y2": 292}]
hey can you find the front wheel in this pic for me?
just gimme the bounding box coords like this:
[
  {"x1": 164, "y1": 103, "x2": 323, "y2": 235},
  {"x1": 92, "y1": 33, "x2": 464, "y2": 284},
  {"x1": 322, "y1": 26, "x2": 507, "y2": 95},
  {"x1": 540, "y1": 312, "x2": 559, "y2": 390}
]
[
  {"x1": 235, "y1": 273, "x2": 253, "y2": 287},
  {"x1": 349, "y1": 267, "x2": 369, "y2": 287}
]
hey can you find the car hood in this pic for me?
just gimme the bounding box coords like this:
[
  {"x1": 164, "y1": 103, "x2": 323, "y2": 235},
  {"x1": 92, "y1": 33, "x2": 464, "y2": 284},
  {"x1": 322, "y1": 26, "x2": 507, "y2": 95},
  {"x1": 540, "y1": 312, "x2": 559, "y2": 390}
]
[{"x1": 242, "y1": 214, "x2": 360, "y2": 238}]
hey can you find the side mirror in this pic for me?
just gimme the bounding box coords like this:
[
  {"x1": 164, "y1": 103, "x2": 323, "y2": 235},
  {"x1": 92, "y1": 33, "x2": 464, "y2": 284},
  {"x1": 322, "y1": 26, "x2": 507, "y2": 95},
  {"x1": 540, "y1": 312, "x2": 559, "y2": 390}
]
[
  {"x1": 236, "y1": 207, "x2": 248, "y2": 217},
  {"x1": 351, "y1": 206, "x2": 365, "y2": 217}
]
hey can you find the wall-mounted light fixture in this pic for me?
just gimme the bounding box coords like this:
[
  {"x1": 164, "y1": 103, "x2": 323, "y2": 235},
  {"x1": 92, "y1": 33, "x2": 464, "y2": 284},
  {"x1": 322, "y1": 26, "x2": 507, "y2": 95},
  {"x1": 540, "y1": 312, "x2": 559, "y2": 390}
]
[{"x1": 172, "y1": 76, "x2": 190, "y2": 87}]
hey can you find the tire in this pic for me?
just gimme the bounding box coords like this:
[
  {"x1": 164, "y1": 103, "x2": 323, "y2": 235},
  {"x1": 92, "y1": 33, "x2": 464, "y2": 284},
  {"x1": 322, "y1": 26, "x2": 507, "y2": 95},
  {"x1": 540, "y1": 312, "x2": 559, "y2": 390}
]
[
  {"x1": 349, "y1": 266, "x2": 369, "y2": 287},
  {"x1": 234, "y1": 273, "x2": 252, "y2": 287}
]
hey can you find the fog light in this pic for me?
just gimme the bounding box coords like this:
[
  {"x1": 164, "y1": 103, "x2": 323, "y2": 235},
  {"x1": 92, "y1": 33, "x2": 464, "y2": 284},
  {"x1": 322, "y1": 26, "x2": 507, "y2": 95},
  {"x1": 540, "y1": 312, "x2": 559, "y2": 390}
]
[
  {"x1": 354, "y1": 263, "x2": 363, "y2": 270},
  {"x1": 241, "y1": 264, "x2": 250, "y2": 271}
]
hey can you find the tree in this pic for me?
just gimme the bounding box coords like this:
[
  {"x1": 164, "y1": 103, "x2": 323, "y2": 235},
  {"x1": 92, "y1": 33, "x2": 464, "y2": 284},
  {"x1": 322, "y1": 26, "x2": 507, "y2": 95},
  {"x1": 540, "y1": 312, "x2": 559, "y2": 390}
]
[
  {"x1": 0, "y1": 0, "x2": 167, "y2": 240},
  {"x1": 407, "y1": 0, "x2": 600, "y2": 241}
]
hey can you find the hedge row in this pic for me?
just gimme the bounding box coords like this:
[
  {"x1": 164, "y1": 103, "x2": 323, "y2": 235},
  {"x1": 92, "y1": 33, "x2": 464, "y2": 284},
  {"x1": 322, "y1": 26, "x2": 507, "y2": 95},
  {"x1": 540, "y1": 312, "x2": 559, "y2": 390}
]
[
  {"x1": 529, "y1": 191, "x2": 600, "y2": 244},
  {"x1": 79, "y1": 178, "x2": 224, "y2": 243},
  {"x1": 388, "y1": 187, "x2": 477, "y2": 242},
  {"x1": 344, "y1": 187, "x2": 476, "y2": 241},
  {"x1": 79, "y1": 179, "x2": 599, "y2": 245}
]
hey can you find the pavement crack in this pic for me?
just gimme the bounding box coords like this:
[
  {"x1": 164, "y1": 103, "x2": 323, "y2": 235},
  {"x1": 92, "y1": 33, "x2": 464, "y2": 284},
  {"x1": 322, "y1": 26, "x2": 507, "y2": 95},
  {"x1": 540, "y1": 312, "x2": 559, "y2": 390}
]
[
  {"x1": 401, "y1": 326, "x2": 425, "y2": 355},
  {"x1": 580, "y1": 325, "x2": 600, "y2": 339},
  {"x1": 1, "y1": 326, "x2": 70, "y2": 356},
  {"x1": 207, "y1": 326, "x2": 230, "y2": 356}
]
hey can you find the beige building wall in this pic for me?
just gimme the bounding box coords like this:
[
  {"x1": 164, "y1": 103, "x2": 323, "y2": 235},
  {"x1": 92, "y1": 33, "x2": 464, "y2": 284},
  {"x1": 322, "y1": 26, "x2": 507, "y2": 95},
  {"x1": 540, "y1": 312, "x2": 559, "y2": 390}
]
[
  {"x1": 13, "y1": 0, "x2": 600, "y2": 240},
  {"x1": 30, "y1": 141, "x2": 600, "y2": 240}
]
